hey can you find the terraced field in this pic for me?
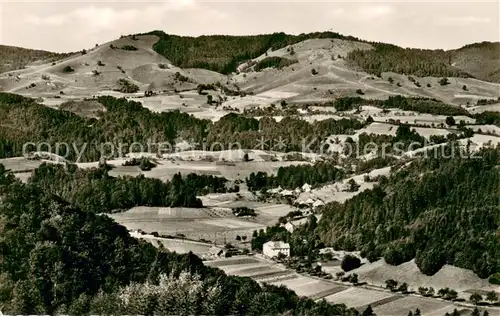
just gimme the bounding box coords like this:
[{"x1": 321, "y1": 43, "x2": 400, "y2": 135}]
[{"x1": 204, "y1": 256, "x2": 498, "y2": 315}]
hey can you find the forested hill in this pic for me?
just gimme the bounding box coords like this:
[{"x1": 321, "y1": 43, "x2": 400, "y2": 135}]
[
  {"x1": 316, "y1": 146, "x2": 500, "y2": 279},
  {"x1": 141, "y1": 30, "x2": 499, "y2": 82},
  {"x1": 144, "y1": 30, "x2": 359, "y2": 74},
  {"x1": 0, "y1": 44, "x2": 72, "y2": 74},
  {"x1": 0, "y1": 165, "x2": 355, "y2": 315},
  {"x1": 346, "y1": 41, "x2": 500, "y2": 82}
]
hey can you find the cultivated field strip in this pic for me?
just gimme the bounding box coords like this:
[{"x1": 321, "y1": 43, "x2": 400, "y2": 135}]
[
  {"x1": 355, "y1": 293, "x2": 404, "y2": 311},
  {"x1": 252, "y1": 270, "x2": 294, "y2": 281},
  {"x1": 206, "y1": 257, "x2": 260, "y2": 267},
  {"x1": 229, "y1": 266, "x2": 282, "y2": 277},
  {"x1": 259, "y1": 273, "x2": 299, "y2": 284},
  {"x1": 216, "y1": 262, "x2": 270, "y2": 274},
  {"x1": 425, "y1": 307, "x2": 472, "y2": 316},
  {"x1": 292, "y1": 280, "x2": 342, "y2": 297},
  {"x1": 310, "y1": 286, "x2": 349, "y2": 301},
  {"x1": 323, "y1": 287, "x2": 396, "y2": 308},
  {"x1": 372, "y1": 296, "x2": 454, "y2": 316}
]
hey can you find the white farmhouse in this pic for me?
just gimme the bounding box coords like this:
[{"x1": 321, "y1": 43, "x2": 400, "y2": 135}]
[{"x1": 263, "y1": 241, "x2": 291, "y2": 258}]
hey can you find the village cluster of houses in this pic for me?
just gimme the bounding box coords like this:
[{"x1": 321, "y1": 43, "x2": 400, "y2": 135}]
[{"x1": 268, "y1": 183, "x2": 326, "y2": 208}]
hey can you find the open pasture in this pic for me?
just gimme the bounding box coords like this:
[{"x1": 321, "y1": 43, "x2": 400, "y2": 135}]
[
  {"x1": 372, "y1": 295, "x2": 455, "y2": 316},
  {"x1": 128, "y1": 231, "x2": 213, "y2": 256},
  {"x1": 109, "y1": 201, "x2": 292, "y2": 245},
  {"x1": 324, "y1": 287, "x2": 398, "y2": 308}
]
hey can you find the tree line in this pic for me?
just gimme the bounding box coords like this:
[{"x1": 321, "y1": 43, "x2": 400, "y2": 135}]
[
  {"x1": 27, "y1": 163, "x2": 232, "y2": 213},
  {"x1": 246, "y1": 161, "x2": 345, "y2": 192},
  {"x1": 333, "y1": 95, "x2": 471, "y2": 117},
  {"x1": 346, "y1": 43, "x2": 472, "y2": 79},
  {"x1": 0, "y1": 93, "x2": 364, "y2": 161}
]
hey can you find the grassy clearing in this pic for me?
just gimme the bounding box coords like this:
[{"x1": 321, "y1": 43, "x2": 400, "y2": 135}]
[
  {"x1": 372, "y1": 295, "x2": 453, "y2": 316},
  {"x1": 323, "y1": 287, "x2": 396, "y2": 308}
]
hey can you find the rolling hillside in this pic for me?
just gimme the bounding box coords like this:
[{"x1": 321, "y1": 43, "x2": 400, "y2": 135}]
[
  {"x1": 0, "y1": 44, "x2": 73, "y2": 74},
  {"x1": 143, "y1": 31, "x2": 500, "y2": 83},
  {"x1": 0, "y1": 32, "x2": 498, "y2": 118}
]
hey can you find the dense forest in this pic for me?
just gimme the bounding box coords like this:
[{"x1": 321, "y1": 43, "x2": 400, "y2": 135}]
[
  {"x1": 475, "y1": 111, "x2": 500, "y2": 127},
  {"x1": 347, "y1": 41, "x2": 500, "y2": 83},
  {"x1": 0, "y1": 93, "x2": 208, "y2": 161},
  {"x1": 27, "y1": 163, "x2": 233, "y2": 213},
  {"x1": 246, "y1": 162, "x2": 345, "y2": 192},
  {"x1": 314, "y1": 146, "x2": 500, "y2": 279},
  {"x1": 145, "y1": 31, "x2": 360, "y2": 74},
  {"x1": 346, "y1": 43, "x2": 471, "y2": 79},
  {"x1": 0, "y1": 166, "x2": 357, "y2": 315},
  {"x1": 0, "y1": 45, "x2": 73, "y2": 74},
  {"x1": 254, "y1": 56, "x2": 297, "y2": 71},
  {"x1": 0, "y1": 93, "x2": 364, "y2": 160}
]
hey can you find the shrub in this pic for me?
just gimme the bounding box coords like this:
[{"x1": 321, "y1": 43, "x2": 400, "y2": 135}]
[
  {"x1": 398, "y1": 282, "x2": 409, "y2": 293},
  {"x1": 385, "y1": 279, "x2": 398, "y2": 291},
  {"x1": 438, "y1": 288, "x2": 458, "y2": 300},
  {"x1": 232, "y1": 207, "x2": 257, "y2": 217},
  {"x1": 356, "y1": 89, "x2": 364, "y2": 95},
  {"x1": 139, "y1": 158, "x2": 156, "y2": 171},
  {"x1": 311, "y1": 68, "x2": 318, "y2": 75},
  {"x1": 254, "y1": 56, "x2": 296, "y2": 71},
  {"x1": 115, "y1": 78, "x2": 139, "y2": 93},
  {"x1": 486, "y1": 291, "x2": 498, "y2": 303},
  {"x1": 122, "y1": 158, "x2": 156, "y2": 171},
  {"x1": 174, "y1": 72, "x2": 190, "y2": 82},
  {"x1": 158, "y1": 63, "x2": 168, "y2": 69},
  {"x1": 362, "y1": 305, "x2": 374, "y2": 316},
  {"x1": 445, "y1": 116, "x2": 456, "y2": 126},
  {"x1": 341, "y1": 254, "x2": 361, "y2": 272},
  {"x1": 62, "y1": 65, "x2": 75, "y2": 73},
  {"x1": 462, "y1": 85, "x2": 468, "y2": 91},
  {"x1": 121, "y1": 45, "x2": 138, "y2": 51},
  {"x1": 470, "y1": 293, "x2": 482, "y2": 305},
  {"x1": 346, "y1": 179, "x2": 360, "y2": 192},
  {"x1": 418, "y1": 287, "x2": 427, "y2": 296},
  {"x1": 335, "y1": 271, "x2": 345, "y2": 280},
  {"x1": 388, "y1": 77, "x2": 394, "y2": 84},
  {"x1": 439, "y1": 77, "x2": 450, "y2": 85},
  {"x1": 97, "y1": 60, "x2": 105, "y2": 66},
  {"x1": 427, "y1": 83, "x2": 431, "y2": 88}
]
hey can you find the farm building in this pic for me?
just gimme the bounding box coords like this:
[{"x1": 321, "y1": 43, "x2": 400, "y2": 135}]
[
  {"x1": 312, "y1": 200, "x2": 325, "y2": 209},
  {"x1": 263, "y1": 241, "x2": 290, "y2": 258},
  {"x1": 302, "y1": 183, "x2": 312, "y2": 192},
  {"x1": 280, "y1": 189, "x2": 294, "y2": 197},
  {"x1": 284, "y1": 222, "x2": 296, "y2": 233}
]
